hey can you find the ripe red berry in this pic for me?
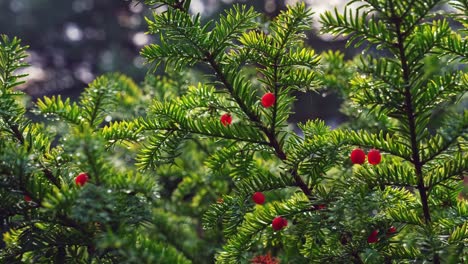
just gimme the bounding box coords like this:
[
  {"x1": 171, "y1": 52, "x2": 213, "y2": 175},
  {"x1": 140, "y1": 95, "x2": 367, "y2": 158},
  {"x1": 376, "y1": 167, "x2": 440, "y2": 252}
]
[
  {"x1": 251, "y1": 253, "x2": 279, "y2": 264},
  {"x1": 261, "y1": 92, "x2": 276, "y2": 108},
  {"x1": 24, "y1": 195, "x2": 32, "y2": 202},
  {"x1": 367, "y1": 230, "x2": 379, "y2": 243},
  {"x1": 367, "y1": 149, "x2": 381, "y2": 165},
  {"x1": 220, "y1": 113, "x2": 232, "y2": 126},
  {"x1": 272, "y1": 216, "x2": 288, "y2": 231},
  {"x1": 282, "y1": 218, "x2": 288, "y2": 227},
  {"x1": 252, "y1": 192, "x2": 265, "y2": 205},
  {"x1": 75, "y1": 172, "x2": 89, "y2": 186},
  {"x1": 387, "y1": 226, "x2": 397, "y2": 234},
  {"x1": 315, "y1": 204, "x2": 326, "y2": 210},
  {"x1": 350, "y1": 148, "x2": 366, "y2": 164}
]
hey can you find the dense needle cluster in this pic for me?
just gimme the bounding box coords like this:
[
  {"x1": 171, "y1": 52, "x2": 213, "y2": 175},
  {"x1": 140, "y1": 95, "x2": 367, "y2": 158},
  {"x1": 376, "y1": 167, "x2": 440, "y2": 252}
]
[{"x1": 0, "y1": 0, "x2": 466, "y2": 263}]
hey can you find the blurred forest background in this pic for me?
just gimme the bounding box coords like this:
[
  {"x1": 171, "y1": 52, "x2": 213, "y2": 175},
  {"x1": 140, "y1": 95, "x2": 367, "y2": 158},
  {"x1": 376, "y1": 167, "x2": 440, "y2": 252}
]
[{"x1": 0, "y1": 0, "x2": 456, "y2": 126}]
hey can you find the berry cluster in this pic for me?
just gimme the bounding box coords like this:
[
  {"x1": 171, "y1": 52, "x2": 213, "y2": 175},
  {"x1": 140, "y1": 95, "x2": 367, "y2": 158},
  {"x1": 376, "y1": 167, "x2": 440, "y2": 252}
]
[
  {"x1": 251, "y1": 253, "x2": 279, "y2": 264},
  {"x1": 251, "y1": 192, "x2": 289, "y2": 232},
  {"x1": 350, "y1": 148, "x2": 381, "y2": 165},
  {"x1": 221, "y1": 96, "x2": 387, "y2": 244},
  {"x1": 367, "y1": 226, "x2": 398, "y2": 244},
  {"x1": 219, "y1": 92, "x2": 276, "y2": 126},
  {"x1": 350, "y1": 149, "x2": 393, "y2": 244}
]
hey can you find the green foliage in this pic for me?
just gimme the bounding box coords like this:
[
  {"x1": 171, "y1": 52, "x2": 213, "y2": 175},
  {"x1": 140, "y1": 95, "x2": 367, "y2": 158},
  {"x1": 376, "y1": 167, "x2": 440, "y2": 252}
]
[
  {"x1": 0, "y1": 34, "x2": 200, "y2": 263},
  {"x1": 216, "y1": 193, "x2": 310, "y2": 263},
  {"x1": 320, "y1": 0, "x2": 467, "y2": 262},
  {"x1": 1, "y1": 0, "x2": 467, "y2": 263}
]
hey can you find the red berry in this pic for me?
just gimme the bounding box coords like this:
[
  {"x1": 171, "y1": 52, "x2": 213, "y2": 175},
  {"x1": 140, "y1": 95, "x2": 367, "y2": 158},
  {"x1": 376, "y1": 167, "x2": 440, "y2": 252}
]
[
  {"x1": 261, "y1": 92, "x2": 276, "y2": 108},
  {"x1": 316, "y1": 204, "x2": 326, "y2": 210},
  {"x1": 220, "y1": 113, "x2": 232, "y2": 126},
  {"x1": 367, "y1": 149, "x2": 381, "y2": 165},
  {"x1": 272, "y1": 216, "x2": 287, "y2": 231},
  {"x1": 252, "y1": 192, "x2": 265, "y2": 205},
  {"x1": 75, "y1": 172, "x2": 89, "y2": 186},
  {"x1": 387, "y1": 226, "x2": 397, "y2": 234},
  {"x1": 350, "y1": 148, "x2": 366, "y2": 164},
  {"x1": 24, "y1": 195, "x2": 32, "y2": 202},
  {"x1": 251, "y1": 253, "x2": 280, "y2": 264},
  {"x1": 367, "y1": 230, "x2": 379, "y2": 243}
]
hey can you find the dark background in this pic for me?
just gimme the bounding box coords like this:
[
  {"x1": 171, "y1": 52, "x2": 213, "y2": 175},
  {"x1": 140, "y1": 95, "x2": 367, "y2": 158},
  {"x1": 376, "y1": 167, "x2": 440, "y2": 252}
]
[{"x1": 0, "y1": 0, "x2": 360, "y2": 126}]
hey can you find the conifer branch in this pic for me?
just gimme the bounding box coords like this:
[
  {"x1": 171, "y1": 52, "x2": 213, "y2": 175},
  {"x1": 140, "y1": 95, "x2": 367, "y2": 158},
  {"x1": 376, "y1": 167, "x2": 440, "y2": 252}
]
[
  {"x1": 9, "y1": 123, "x2": 24, "y2": 145},
  {"x1": 142, "y1": 4, "x2": 313, "y2": 196},
  {"x1": 422, "y1": 136, "x2": 463, "y2": 164},
  {"x1": 4, "y1": 1, "x2": 465, "y2": 262},
  {"x1": 401, "y1": 0, "x2": 440, "y2": 38},
  {"x1": 17, "y1": 187, "x2": 92, "y2": 240},
  {"x1": 271, "y1": 61, "x2": 280, "y2": 135},
  {"x1": 270, "y1": 11, "x2": 301, "y2": 135},
  {"x1": 137, "y1": 116, "x2": 269, "y2": 145},
  {"x1": 88, "y1": 90, "x2": 105, "y2": 128},
  {"x1": 6, "y1": 121, "x2": 61, "y2": 187},
  {"x1": 42, "y1": 168, "x2": 61, "y2": 188},
  {"x1": 205, "y1": 53, "x2": 312, "y2": 196},
  {"x1": 390, "y1": 0, "x2": 432, "y2": 226},
  {"x1": 149, "y1": 0, "x2": 186, "y2": 11},
  {"x1": 351, "y1": 251, "x2": 364, "y2": 264}
]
